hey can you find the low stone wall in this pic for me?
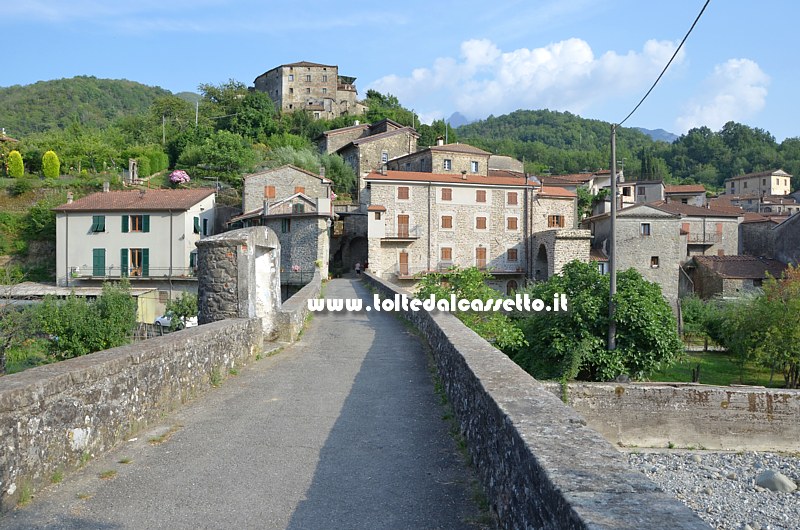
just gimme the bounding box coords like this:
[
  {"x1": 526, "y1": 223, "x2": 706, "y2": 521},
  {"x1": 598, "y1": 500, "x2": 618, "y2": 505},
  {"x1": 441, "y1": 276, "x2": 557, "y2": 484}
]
[
  {"x1": 543, "y1": 382, "x2": 800, "y2": 451},
  {"x1": 275, "y1": 269, "x2": 322, "y2": 342},
  {"x1": 0, "y1": 318, "x2": 262, "y2": 512},
  {"x1": 362, "y1": 272, "x2": 706, "y2": 529}
]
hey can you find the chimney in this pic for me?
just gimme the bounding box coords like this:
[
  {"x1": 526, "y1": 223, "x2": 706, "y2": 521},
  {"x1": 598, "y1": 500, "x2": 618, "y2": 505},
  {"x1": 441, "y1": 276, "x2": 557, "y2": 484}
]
[
  {"x1": 354, "y1": 120, "x2": 360, "y2": 126},
  {"x1": 67, "y1": 192, "x2": 74, "y2": 204},
  {"x1": 461, "y1": 170, "x2": 467, "y2": 180},
  {"x1": 139, "y1": 190, "x2": 146, "y2": 199},
  {"x1": 381, "y1": 164, "x2": 387, "y2": 176},
  {"x1": 103, "y1": 181, "x2": 110, "y2": 193},
  {"x1": 319, "y1": 166, "x2": 326, "y2": 179},
  {"x1": 436, "y1": 136, "x2": 444, "y2": 146}
]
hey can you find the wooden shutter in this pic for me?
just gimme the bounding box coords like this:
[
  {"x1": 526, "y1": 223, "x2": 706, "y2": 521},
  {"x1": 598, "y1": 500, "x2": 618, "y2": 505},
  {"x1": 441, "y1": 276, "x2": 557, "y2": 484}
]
[
  {"x1": 121, "y1": 215, "x2": 129, "y2": 233},
  {"x1": 264, "y1": 186, "x2": 276, "y2": 199},
  {"x1": 441, "y1": 216, "x2": 452, "y2": 229},
  {"x1": 295, "y1": 186, "x2": 305, "y2": 194},
  {"x1": 476, "y1": 190, "x2": 486, "y2": 203},
  {"x1": 476, "y1": 217, "x2": 487, "y2": 229},
  {"x1": 398, "y1": 187, "x2": 409, "y2": 200},
  {"x1": 397, "y1": 215, "x2": 410, "y2": 237},
  {"x1": 143, "y1": 215, "x2": 150, "y2": 233},
  {"x1": 507, "y1": 217, "x2": 518, "y2": 230},
  {"x1": 441, "y1": 188, "x2": 452, "y2": 201},
  {"x1": 142, "y1": 248, "x2": 149, "y2": 276},
  {"x1": 508, "y1": 192, "x2": 518, "y2": 205},
  {"x1": 92, "y1": 248, "x2": 105, "y2": 276},
  {"x1": 194, "y1": 217, "x2": 201, "y2": 233},
  {"x1": 476, "y1": 247, "x2": 487, "y2": 268},
  {"x1": 120, "y1": 248, "x2": 128, "y2": 276},
  {"x1": 399, "y1": 252, "x2": 409, "y2": 276}
]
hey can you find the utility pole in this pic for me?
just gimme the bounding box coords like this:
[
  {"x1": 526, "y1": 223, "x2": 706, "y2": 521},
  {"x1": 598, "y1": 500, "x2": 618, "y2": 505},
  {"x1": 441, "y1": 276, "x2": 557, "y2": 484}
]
[
  {"x1": 162, "y1": 115, "x2": 166, "y2": 145},
  {"x1": 195, "y1": 100, "x2": 199, "y2": 128},
  {"x1": 608, "y1": 124, "x2": 618, "y2": 351}
]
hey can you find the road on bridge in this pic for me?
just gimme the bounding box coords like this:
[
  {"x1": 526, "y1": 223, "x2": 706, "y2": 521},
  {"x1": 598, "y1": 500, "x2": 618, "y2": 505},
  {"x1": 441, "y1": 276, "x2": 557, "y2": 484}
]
[{"x1": 3, "y1": 278, "x2": 491, "y2": 529}]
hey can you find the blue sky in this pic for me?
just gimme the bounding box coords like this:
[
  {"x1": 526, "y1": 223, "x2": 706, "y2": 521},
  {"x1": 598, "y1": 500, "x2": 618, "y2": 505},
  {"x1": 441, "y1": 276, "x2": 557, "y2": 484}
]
[{"x1": 2, "y1": 1, "x2": 798, "y2": 140}]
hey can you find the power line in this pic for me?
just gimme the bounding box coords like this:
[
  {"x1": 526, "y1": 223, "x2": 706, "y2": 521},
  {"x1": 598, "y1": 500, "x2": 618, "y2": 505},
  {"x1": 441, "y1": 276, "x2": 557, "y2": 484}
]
[{"x1": 618, "y1": 0, "x2": 711, "y2": 127}]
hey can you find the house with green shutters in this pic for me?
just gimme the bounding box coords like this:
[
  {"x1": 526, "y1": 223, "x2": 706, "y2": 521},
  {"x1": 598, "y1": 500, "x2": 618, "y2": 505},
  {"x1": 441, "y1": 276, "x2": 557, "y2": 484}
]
[{"x1": 53, "y1": 187, "x2": 216, "y2": 311}]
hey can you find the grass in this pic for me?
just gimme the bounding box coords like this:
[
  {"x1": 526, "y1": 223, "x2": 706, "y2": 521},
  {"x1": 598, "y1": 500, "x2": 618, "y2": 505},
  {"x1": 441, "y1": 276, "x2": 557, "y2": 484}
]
[
  {"x1": 50, "y1": 469, "x2": 64, "y2": 484},
  {"x1": 209, "y1": 367, "x2": 223, "y2": 387},
  {"x1": 99, "y1": 470, "x2": 117, "y2": 480},
  {"x1": 76, "y1": 492, "x2": 92, "y2": 500},
  {"x1": 5, "y1": 339, "x2": 53, "y2": 374},
  {"x1": 650, "y1": 351, "x2": 783, "y2": 387},
  {"x1": 17, "y1": 481, "x2": 33, "y2": 506},
  {"x1": 148, "y1": 424, "x2": 181, "y2": 445},
  {"x1": 118, "y1": 457, "x2": 133, "y2": 464}
]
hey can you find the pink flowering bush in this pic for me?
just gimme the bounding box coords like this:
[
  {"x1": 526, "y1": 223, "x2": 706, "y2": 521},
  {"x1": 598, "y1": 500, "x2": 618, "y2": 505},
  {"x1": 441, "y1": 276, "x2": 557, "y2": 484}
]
[{"x1": 169, "y1": 170, "x2": 191, "y2": 185}]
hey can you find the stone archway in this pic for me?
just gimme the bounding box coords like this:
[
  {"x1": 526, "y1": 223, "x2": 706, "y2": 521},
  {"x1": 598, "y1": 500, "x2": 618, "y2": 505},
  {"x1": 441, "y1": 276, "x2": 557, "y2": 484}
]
[
  {"x1": 348, "y1": 236, "x2": 368, "y2": 269},
  {"x1": 534, "y1": 244, "x2": 548, "y2": 282}
]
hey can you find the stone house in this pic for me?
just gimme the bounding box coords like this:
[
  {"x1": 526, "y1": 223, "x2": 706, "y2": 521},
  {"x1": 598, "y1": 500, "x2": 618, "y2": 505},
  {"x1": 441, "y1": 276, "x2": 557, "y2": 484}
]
[
  {"x1": 712, "y1": 192, "x2": 799, "y2": 214},
  {"x1": 231, "y1": 165, "x2": 334, "y2": 279},
  {"x1": 738, "y1": 213, "x2": 787, "y2": 257},
  {"x1": 649, "y1": 201, "x2": 741, "y2": 259},
  {"x1": 665, "y1": 184, "x2": 706, "y2": 206},
  {"x1": 364, "y1": 169, "x2": 589, "y2": 293},
  {"x1": 386, "y1": 141, "x2": 491, "y2": 177},
  {"x1": 53, "y1": 187, "x2": 216, "y2": 313},
  {"x1": 724, "y1": 169, "x2": 792, "y2": 197},
  {"x1": 253, "y1": 61, "x2": 366, "y2": 119},
  {"x1": 684, "y1": 255, "x2": 787, "y2": 299},
  {"x1": 634, "y1": 180, "x2": 666, "y2": 204},
  {"x1": 584, "y1": 203, "x2": 686, "y2": 311},
  {"x1": 318, "y1": 118, "x2": 406, "y2": 155}
]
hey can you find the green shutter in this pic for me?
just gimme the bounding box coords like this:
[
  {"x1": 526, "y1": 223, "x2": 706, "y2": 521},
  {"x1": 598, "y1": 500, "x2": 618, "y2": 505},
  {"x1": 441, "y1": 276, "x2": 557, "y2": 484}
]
[
  {"x1": 120, "y1": 249, "x2": 128, "y2": 276},
  {"x1": 92, "y1": 248, "x2": 105, "y2": 276},
  {"x1": 90, "y1": 216, "x2": 98, "y2": 232},
  {"x1": 97, "y1": 215, "x2": 105, "y2": 232},
  {"x1": 143, "y1": 215, "x2": 150, "y2": 233},
  {"x1": 142, "y1": 248, "x2": 149, "y2": 276},
  {"x1": 122, "y1": 215, "x2": 129, "y2": 233},
  {"x1": 189, "y1": 251, "x2": 197, "y2": 268},
  {"x1": 194, "y1": 216, "x2": 200, "y2": 234}
]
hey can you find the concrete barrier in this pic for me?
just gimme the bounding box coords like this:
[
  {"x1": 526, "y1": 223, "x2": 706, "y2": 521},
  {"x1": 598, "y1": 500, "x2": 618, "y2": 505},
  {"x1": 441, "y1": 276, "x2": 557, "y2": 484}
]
[
  {"x1": 275, "y1": 269, "x2": 322, "y2": 343},
  {"x1": 0, "y1": 318, "x2": 262, "y2": 512},
  {"x1": 362, "y1": 272, "x2": 707, "y2": 529}
]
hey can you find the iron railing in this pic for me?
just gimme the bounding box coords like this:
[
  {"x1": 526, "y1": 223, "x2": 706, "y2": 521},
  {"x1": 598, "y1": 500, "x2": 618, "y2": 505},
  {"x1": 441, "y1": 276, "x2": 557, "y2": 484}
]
[{"x1": 71, "y1": 266, "x2": 197, "y2": 279}]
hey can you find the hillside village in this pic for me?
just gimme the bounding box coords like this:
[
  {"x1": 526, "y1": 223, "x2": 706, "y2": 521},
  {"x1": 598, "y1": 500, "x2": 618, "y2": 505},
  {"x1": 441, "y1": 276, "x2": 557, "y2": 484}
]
[{"x1": 5, "y1": 61, "x2": 789, "y2": 322}]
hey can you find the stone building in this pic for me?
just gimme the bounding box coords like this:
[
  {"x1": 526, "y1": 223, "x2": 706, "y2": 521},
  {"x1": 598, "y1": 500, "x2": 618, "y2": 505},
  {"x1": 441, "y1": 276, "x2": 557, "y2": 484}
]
[
  {"x1": 585, "y1": 203, "x2": 686, "y2": 311},
  {"x1": 387, "y1": 141, "x2": 492, "y2": 177},
  {"x1": 738, "y1": 213, "x2": 786, "y2": 257},
  {"x1": 364, "y1": 169, "x2": 589, "y2": 293},
  {"x1": 684, "y1": 255, "x2": 787, "y2": 299},
  {"x1": 230, "y1": 165, "x2": 334, "y2": 279},
  {"x1": 664, "y1": 184, "x2": 706, "y2": 206},
  {"x1": 724, "y1": 169, "x2": 792, "y2": 197},
  {"x1": 634, "y1": 180, "x2": 666, "y2": 204},
  {"x1": 253, "y1": 61, "x2": 366, "y2": 119},
  {"x1": 649, "y1": 201, "x2": 742, "y2": 259}
]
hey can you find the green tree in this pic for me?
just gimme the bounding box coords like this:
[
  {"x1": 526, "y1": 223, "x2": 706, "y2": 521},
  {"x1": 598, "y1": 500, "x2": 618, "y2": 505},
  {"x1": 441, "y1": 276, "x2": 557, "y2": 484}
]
[
  {"x1": 178, "y1": 130, "x2": 258, "y2": 185},
  {"x1": 42, "y1": 150, "x2": 60, "y2": 178},
  {"x1": 417, "y1": 267, "x2": 527, "y2": 352},
  {"x1": 8, "y1": 150, "x2": 24, "y2": 177},
  {"x1": 164, "y1": 292, "x2": 198, "y2": 331},
  {"x1": 752, "y1": 266, "x2": 800, "y2": 387},
  {"x1": 513, "y1": 261, "x2": 682, "y2": 381}
]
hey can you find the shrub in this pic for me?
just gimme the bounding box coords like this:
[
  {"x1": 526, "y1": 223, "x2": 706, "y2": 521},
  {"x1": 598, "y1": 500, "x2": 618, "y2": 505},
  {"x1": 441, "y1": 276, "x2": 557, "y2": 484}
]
[
  {"x1": 42, "y1": 150, "x2": 61, "y2": 178},
  {"x1": 9, "y1": 178, "x2": 34, "y2": 196},
  {"x1": 8, "y1": 150, "x2": 24, "y2": 178}
]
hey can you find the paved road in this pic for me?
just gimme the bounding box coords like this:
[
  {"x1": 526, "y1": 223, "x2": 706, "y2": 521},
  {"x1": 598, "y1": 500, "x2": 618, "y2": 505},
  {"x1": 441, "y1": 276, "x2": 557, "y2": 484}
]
[{"x1": 3, "y1": 279, "x2": 490, "y2": 529}]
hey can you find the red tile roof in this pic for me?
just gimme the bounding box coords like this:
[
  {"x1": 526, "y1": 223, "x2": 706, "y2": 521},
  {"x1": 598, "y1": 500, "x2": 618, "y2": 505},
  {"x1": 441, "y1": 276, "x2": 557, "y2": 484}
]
[
  {"x1": 488, "y1": 169, "x2": 525, "y2": 179},
  {"x1": 726, "y1": 169, "x2": 791, "y2": 180},
  {"x1": 367, "y1": 205, "x2": 386, "y2": 212},
  {"x1": 365, "y1": 170, "x2": 529, "y2": 187},
  {"x1": 590, "y1": 248, "x2": 608, "y2": 262},
  {"x1": 649, "y1": 200, "x2": 741, "y2": 218},
  {"x1": 692, "y1": 255, "x2": 787, "y2": 279},
  {"x1": 539, "y1": 186, "x2": 576, "y2": 198},
  {"x1": 665, "y1": 184, "x2": 706, "y2": 194},
  {"x1": 428, "y1": 143, "x2": 491, "y2": 155},
  {"x1": 53, "y1": 188, "x2": 215, "y2": 212}
]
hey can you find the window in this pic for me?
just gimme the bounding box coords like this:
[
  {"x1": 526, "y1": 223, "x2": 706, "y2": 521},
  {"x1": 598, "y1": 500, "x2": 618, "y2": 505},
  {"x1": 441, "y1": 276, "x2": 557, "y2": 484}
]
[
  {"x1": 292, "y1": 203, "x2": 305, "y2": 213},
  {"x1": 506, "y1": 280, "x2": 518, "y2": 295},
  {"x1": 622, "y1": 187, "x2": 632, "y2": 197},
  {"x1": 476, "y1": 190, "x2": 486, "y2": 203},
  {"x1": 90, "y1": 215, "x2": 105, "y2": 232},
  {"x1": 281, "y1": 218, "x2": 291, "y2": 233},
  {"x1": 193, "y1": 216, "x2": 200, "y2": 234},
  {"x1": 122, "y1": 215, "x2": 149, "y2": 233},
  {"x1": 397, "y1": 215, "x2": 410, "y2": 237},
  {"x1": 289, "y1": 88, "x2": 293, "y2": 94},
  {"x1": 638, "y1": 187, "x2": 646, "y2": 196},
  {"x1": 305, "y1": 74, "x2": 311, "y2": 82},
  {"x1": 122, "y1": 248, "x2": 149, "y2": 277},
  {"x1": 441, "y1": 215, "x2": 453, "y2": 229},
  {"x1": 322, "y1": 87, "x2": 327, "y2": 95},
  {"x1": 295, "y1": 186, "x2": 305, "y2": 194},
  {"x1": 381, "y1": 151, "x2": 389, "y2": 164},
  {"x1": 763, "y1": 178, "x2": 766, "y2": 185},
  {"x1": 189, "y1": 251, "x2": 198, "y2": 270},
  {"x1": 507, "y1": 192, "x2": 518, "y2": 205},
  {"x1": 507, "y1": 217, "x2": 518, "y2": 230},
  {"x1": 507, "y1": 248, "x2": 518, "y2": 262},
  {"x1": 743, "y1": 181, "x2": 748, "y2": 189},
  {"x1": 476, "y1": 247, "x2": 487, "y2": 268},
  {"x1": 264, "y1": 185, "x2": 276, "y2": 199},
  {"x1": 681, "y1": 198, "x2": 688, "y2": 204},
  {"x1": 314, "y1": 112, "x2": 320, "y2": 119},
  {"x1": 306, "y1": 87, "x2": 311, "y2": 94},
  {"x1": 470, "y1": 161, "x2": 479, "y2": 173},
  {"x1": 92, "y1": 248, "x2": 105, "y2": 276},
  {"x1": 650, "y1": 256, "x2": 659, "y2": 268},
  {"x1": 441, "y1": 188, "x2": 452, "y2": 201},
  {"x1": 322, "y1": 74, "x2": 328, "y2": 82},
  {"x1": 476, "y1": 216, "x2": 487, "y2": 230},
  {"x1": 441, "y1": 247, "x2": 452, "y2": 261},
  {"x1": 288, "y1": 74, "x2": 294, "y2": 81},
  {"x1": 374, "y1": 212, "x2": 381, "y2": 220},
  {"x1": 398, "y1": 186, "x2": 409, "y2": 200},
  {"x1": 203, "y1": 218, "x2": 209, "y2": 236},
  {"x1": 547, "y1": 215, "x2": 565, "y2": 228},
  {"x1": 443, "y1": 159, "x2": 452, "y2": 171},
  {"x1": 640, "y1": 223, "x2": 651, "y2": 236}
]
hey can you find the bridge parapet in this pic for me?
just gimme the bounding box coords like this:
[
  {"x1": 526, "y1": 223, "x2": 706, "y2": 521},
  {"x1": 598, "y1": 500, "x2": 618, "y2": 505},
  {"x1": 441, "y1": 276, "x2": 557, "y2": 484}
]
[{"x1": 362, "y1": 272, "x2": 708, "y2": 529}]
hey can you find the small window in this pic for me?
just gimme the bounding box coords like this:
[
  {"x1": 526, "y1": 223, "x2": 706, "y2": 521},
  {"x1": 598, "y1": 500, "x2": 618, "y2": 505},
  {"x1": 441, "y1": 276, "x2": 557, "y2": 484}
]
[
  {"x1": 91, "y1": 215, "x2": 105, "y2": 233},
  {"x1": 443, "y1": 159, "x2": 452, "y2": 171},
  {"x1": 322, "y1": 87, "x2": 327, "y2": 95},
  {"x1": 441, "y1": 216, "x2": 453, "y2": 229},
  {"x1": 743, "y1": 181, "x2": 748, "y2": 189},
  {"x1": 638, "y1": 187, "x2": 646, "y2": 196},
  {"x1": 507, "y1": 192, "x2": 518, "y2": 205},
  {"x1": 264, "y1": 185, "x2": 276, "y2": 199},
  {"x1": 622, "y1": 187, "x2": 632, "y2": 197},
  {"x1": 506, "y1": 280, "x2": 518, "y2": 295},
  {"x1": 293, "y1": 203, "x2": 305, "y2": 214},
  {"x1": 322, "y1": 74, "x2": 328, "y2": 82},
  {"x1": 681, "y1": 198, "x2": 688, "y2": 204},
  {"x1": 476, "y1": 217, "x2": 487, "y2": 230},
  {"x1": 507, "y1": 248, "x2": 518, "y2": 262},
  {"x1": 441, "y1": 188, "x2": 452, "y2": 201},
  {"x1": 126, "y1": 214, "x2": 149, "y2": 233},
  {"x1": 507, "y1": 217, "x2": 518, "y2": 230},
  {"x1": 288, "y1": 74, "x2": 294, "y2": 81},
  {"x1": 305, "y1": 74, "x2": 311, "y2": 82},
  {"x1": 476, "y1": 190, "x2": 486, "y2": 203},
  {"x1": 314, "y1": 112, "x2": 320, "y2": 119},
  {"x1": 289, "y1": 88, "x2": 293, "y2": 94},
  {"x1": 381, "y1": 151, "x2": 389, "y2": 164},
  {"x1": 763, "y1": 178, "x2": 766, "y2": 185},
  {"x1": 398, "y1": 186, "x2": 409, "y2": 200},
  {"x1": 470, "y1": 161, "x2": 479, "y2": 173},
  {"x1": 441, "y1": 247, "x2": 452, "y2": 261},
  {"x1": 650, "y1": 256, "x2": 659, "y2": 268},
  {"x1": 375, "y1": 212, "x2": 382, "y2": 220},
  {"x1": 295, "y1": 186, "x2": 305, "y2": 194},
  {"x1": 547, "y1": 215, "x2": 565, "y2": 228},
  {"x1": 281, "y1": 218, "x2": 291, "y2": 233},
  {"x1": 306, "y1": 87, "x2": 311, "y2": 94},
  {"x1": 640, "y1": 223, "x2": 651, "y2": 236}
]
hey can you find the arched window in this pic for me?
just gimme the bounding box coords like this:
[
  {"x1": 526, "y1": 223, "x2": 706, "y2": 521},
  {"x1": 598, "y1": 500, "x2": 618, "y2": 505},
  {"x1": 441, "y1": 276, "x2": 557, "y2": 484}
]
[{"x1": 506, "y1": 280, "x2": 518, "y2": 295}]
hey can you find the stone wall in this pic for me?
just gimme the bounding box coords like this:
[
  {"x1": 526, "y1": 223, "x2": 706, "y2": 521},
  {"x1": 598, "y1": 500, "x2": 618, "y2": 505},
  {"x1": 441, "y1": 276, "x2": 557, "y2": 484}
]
[
  {"x1": 265, "y1": 216, "x2": 329, "y2": 279},
  {"x1": 275, "y1": 269, "x2": 322, "y2": 342},
  {"x1": 739, "y1": 221, "x2": 775, "y2": 257},
  {"x1": 542, "y1": 382, "x2": 800, "y2": 452},
  {"x1": 773, "y1": 214, "x2": 800, "y2": 265},
  {"x1": 242, "y1": 165, "x2": 330, "y2": 214},
  {"x1": 0, "y1": 319, "x2": 263, "y2": 512},
  {"x1": 362, "y1": 272, "x2": 707, "y2": 529}
]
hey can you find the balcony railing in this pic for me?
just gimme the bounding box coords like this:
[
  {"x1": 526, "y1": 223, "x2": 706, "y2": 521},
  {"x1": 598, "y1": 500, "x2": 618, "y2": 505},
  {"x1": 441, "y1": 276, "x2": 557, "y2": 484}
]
[
  {"x1": 71, "y1": 266, "x2": 197, "y2": 280},
  {"x1": 687, "y1": 232, "x2": 721, "y2": 244},
  {"x1": 382, "y1": 225, "x2": 423, "y2": 240}
]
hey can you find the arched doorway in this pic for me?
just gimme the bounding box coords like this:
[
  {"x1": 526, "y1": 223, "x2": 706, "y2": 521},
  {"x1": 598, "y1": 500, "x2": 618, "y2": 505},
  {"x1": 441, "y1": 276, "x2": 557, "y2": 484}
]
[
  {"x1": 534, "y1": 244, "x2": 548, "y2": 281},
  {"x1": 348, "y1": 236, "x2": 368, "y2": 270},
  {"x1": 506, "y1": 280, "x2": 518, "y2": 295}
]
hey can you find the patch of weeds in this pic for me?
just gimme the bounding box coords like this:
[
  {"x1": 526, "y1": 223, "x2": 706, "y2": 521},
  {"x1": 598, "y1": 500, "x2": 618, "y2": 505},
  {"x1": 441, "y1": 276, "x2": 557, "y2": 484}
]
[
  {"x1": 255, "y1": 353, "x2": 263, "y2": 361},
  {"x1": 79, "y1": 451, "x2": 92, "y2": 467},
  {"x1": 51, "y1": 469, "x2": 64, "y2": 484},
  {"x1": 118, "y1": 457, "x2": 133, "y2": 465},
  {"x1": 99, "y1": 470, "x2": 117, "y2": 480},
  {"x1": 148, "y1": 424, "x2": 181, "y2": 445},
  {"x1": 228, "y1": 367, "x2": 239, "y2": 376},
  {"x1": 76, "y1": 492, "x2": 92, "y2": 501},
  {"x1": 667, "y1": 441, "x2": 676, "y2": 449},
  {"x1": 209, "y1": 367, "x2": 223, "y2": 387},
  {"x1": 17, "y1": 482, "x2": 33, "y2": 506}
]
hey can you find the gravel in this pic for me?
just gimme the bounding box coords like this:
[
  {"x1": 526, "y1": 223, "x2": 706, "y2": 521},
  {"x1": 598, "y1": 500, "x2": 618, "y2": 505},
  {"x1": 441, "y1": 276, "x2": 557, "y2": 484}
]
[{"x1": 628, "y1": 450, "x2": 800, "y2": 530}]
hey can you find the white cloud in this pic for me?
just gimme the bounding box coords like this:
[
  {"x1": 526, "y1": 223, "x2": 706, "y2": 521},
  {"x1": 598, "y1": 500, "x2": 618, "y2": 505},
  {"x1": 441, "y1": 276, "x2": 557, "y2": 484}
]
[
  {"x1": 676, "y1": 59, "x2": 770, "y2": 132},
  {"x1": 369, "y1": 37, "x2": 682, "y2": 122}
]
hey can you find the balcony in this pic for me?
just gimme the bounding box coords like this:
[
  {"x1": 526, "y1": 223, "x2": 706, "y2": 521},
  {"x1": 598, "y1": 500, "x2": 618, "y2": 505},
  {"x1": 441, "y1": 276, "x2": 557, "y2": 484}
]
[
  {"x1": 70, "y1": 266, "x2": 197, "y2": 281},
  {"x1": 381, "y1": 225, "x2": 422, "y2": 243},
  {"x1": 687, "y1": 232, "x2": 721, "y2": 245}
]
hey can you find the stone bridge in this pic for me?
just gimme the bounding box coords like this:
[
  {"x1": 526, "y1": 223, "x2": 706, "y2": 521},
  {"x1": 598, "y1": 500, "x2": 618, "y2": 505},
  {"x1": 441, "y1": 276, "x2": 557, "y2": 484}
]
[{"x1": 5, "y1": 227, "x2": 794, "y2": 528}]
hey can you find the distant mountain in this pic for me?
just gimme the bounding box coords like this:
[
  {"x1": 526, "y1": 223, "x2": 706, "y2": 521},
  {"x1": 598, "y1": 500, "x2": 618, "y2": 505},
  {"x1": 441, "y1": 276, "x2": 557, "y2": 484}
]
[
  {"x1": 447, "y1": 112, "x2": 471, "y2": 128},
  {"x1": 635, "y1": 127, "x2": 679, "y2": 143},
  {"x1": 0, "y1": 76, "x2": 171, "y2": 136}
]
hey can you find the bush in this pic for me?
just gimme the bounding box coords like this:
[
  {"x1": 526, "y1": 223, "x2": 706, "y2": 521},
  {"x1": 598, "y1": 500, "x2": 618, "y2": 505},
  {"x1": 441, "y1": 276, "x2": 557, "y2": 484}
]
[
  {"x1": 8, "y1": 150, "x2": 24, "y2": 178},
  {"x1": 137, "y1": 155, "x2": 151, "y2": 178},
  {"x1": 42, "y1": 150, "x2": 60, "y2": 178},
  {"x1": 9, "y1": 178, "x2": 34, "y2": 196}
]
